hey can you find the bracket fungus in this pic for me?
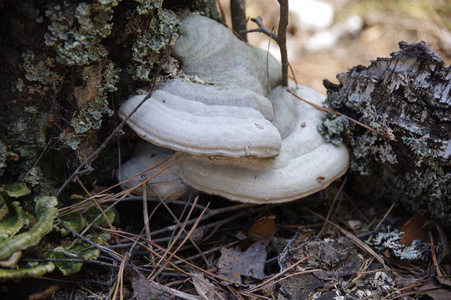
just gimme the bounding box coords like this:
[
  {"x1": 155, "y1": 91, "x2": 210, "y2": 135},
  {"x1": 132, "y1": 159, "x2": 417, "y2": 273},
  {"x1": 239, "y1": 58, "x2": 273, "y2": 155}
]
[
  {"x1": 118, "y1": 15, "x2": 349, "y2": 204},
  {"x1": 117, "y1": 141, "x2": 187, "y2": 199},
  {"x1": 181, "y1": 85, "x2": 349, "y2": 203}
]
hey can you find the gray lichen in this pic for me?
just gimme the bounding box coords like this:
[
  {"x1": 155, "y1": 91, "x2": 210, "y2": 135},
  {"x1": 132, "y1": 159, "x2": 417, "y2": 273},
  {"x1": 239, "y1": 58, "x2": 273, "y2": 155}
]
[
  {"x1": 44, "y1": 0, "x2": 120, "y2": 66},
  {"x1": 0, "y1": 142, "x2": 6, "y2": 171},
  {"x1": 70, "y1": 62, "x2": 120, "y2": 134},
  {"x1": 131, "y1": 8, "x2": 180, "y2": 81},
  {"x1": 17, "y1": 52, "x2": 63, "y2": 95},
  {"x1": 134, "y1": 0, "x2": 163, "y2": 15},
  {"x1": 321, "y1": 42, "x2": 451, "y2": 220},
  {"x1": 368, "y1": 230, "x2": 430, "y2": 261},
  {"x1": 317, "y1": 114, "x2": 347, "y2": 146}
]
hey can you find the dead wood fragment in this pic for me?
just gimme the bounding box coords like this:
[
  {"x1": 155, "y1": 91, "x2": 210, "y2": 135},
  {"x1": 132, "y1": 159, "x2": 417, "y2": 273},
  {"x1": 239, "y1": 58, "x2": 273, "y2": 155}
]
[{"x1": 321, "y1": 41, "x2": 451, "y2": 229}]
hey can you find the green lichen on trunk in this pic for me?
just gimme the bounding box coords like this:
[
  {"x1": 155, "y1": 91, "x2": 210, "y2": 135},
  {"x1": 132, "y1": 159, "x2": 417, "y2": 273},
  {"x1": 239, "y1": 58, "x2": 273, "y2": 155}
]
[
  {"x1": 0, "y1": 0, "x2": 220, "y2": 279},
  {"x1": 44, "y1": 0, "x2": 120, "y2": 66},
  {"x1": 0, "y1": 0, "x2": 190, "y2": 193}
]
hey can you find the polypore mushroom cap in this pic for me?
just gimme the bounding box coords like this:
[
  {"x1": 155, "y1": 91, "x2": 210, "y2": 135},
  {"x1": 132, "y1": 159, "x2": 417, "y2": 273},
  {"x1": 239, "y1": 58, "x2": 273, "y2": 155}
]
[
  {"x1": 118, "y1": 14, "x2": 286, "y2": 158},
  {"x1": 179, "y1": 84, "x2": 350, "y2": 204},
  {"x1": 118, "y1": 87, "x2": 282, "y2": 157},
  {"x1": 172, "y1": 14, "x2": 282, "y2": 96},
  {"x1": 162, "y1": 78, "x2": 275, "y2": 120},
  {"x1": 117, "y1": 142, "x2": 187, "y2": 199}
]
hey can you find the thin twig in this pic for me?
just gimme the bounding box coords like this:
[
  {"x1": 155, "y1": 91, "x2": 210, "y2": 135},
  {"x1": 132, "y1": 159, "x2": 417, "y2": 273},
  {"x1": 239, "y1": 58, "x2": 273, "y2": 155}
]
[
  {"x1": 231, "y1": 0, "x2": 247, "y2": 41},
  {"x1": 102, "y1": 227, "x2": 234, "y2": 284},
  {"x1": 142, "y1": 179, "x2": 152, "y2": 245},
  {"x1": 59, "y1": 222, "x2": 122, "y2": 261},
  {"x1": 246, "y1": 17, "x2": 278, "y2": 40},
  {"x1": 149, "y1": 197, "x2": 208, "y2": 280},
  {"x1": 58, "y1": 155, "x2": 183, "y2": 216},
  {"x1": 278, "y1": 0, "x2": 289, "y2": 86},
  {"x1": 287, "y1": 89, "x2": 398, "y2": 142},
  {"x1": 55, "y1": 34, "x2": 174, "y2": 197},
  {"x1": 317, "y1": 176, "x2": 348, "y2": 237}
]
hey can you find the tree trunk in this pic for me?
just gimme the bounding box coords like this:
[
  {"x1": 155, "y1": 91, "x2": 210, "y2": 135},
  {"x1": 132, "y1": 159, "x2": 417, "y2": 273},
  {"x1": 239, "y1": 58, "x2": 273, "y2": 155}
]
[{"x1": 0, "y1": 0, "x2": 219, "y2": 196}]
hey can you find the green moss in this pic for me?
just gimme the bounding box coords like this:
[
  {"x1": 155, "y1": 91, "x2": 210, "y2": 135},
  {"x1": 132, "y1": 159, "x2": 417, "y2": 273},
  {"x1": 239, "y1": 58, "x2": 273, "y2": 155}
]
[
  {"x1": 61, "y1": 207, "x2": 115, "y2": 235},
  {"x1": 0, "y1": 196, "x2": 7, "y2": 220},
  {"x1": 46, "y1": 246, "x2": 100, "y2": 276},
  {"x1": 2, "y1": 183, "x2": 31, "y2": 198},
  {"x1": 44, "y1": 0, "x2": 120, "y2": 66},
  {"x1": 0, "y1": 202, "x2": 24, "y2": 239}
]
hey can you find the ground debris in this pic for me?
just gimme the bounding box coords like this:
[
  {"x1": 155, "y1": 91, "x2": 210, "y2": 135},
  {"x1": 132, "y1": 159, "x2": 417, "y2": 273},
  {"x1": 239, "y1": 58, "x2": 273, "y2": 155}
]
[
  {"x1": 191, "y1": 271, "x2": 226, "y2": 300},
  {"x1": 218, "y1": 239, "x2": 268, "y2": 285},
  {"x1": 418, "y1": 277, "x2": 451, "y2": 300},
  {"x1": 131, "y1": 276, "x2": 176, "y2": 300},
  {"x1": 276, "y1": 227, "x2": 397, "y2": 299}
]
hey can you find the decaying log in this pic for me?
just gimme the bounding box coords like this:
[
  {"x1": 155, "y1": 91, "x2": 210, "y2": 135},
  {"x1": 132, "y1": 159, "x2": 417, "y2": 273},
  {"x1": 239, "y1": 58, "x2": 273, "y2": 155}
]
[{"x1": 321, "y1": 41, "x2": 450, "y2": 227}]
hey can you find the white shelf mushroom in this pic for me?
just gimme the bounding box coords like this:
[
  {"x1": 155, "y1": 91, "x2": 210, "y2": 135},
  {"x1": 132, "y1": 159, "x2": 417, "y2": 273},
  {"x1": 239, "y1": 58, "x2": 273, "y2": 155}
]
[
  {"x1": 180, "y1": 84, "x2": 349, "y2": 204},
  {"x1": 173, "y1": 15, "x2": 282, "y2": 97},
  {"x1": 117, "y1": 142, "x2": 187, "y2": 199},
  {"x1": 118, "y1": 15, "x2": 284, "y2": 158},
  {"x1": 118, "y1": 14, "x2": 349, "y2": 204}
]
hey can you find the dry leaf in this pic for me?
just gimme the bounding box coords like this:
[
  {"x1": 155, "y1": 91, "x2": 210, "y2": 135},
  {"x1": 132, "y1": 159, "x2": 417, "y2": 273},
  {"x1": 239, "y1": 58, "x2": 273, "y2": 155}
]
[
  {"x1": 418, "y1": 277, "x2": 451, "y2": 300},
  {"x1": 400, "y1": 214, "x2": 431, "y2": 246},
  {"x1": 218, "y1": 239, "x2": 268, "y2": 285},
  {"x1": 191, "y1": 271, "x2": 224, "y2": 300},
  {"x1": 248, "y1": 215, "x2": 276, "y2": 238},
  {"x1": 131, "y1": 276, "x2": 175, "y2": 300}
]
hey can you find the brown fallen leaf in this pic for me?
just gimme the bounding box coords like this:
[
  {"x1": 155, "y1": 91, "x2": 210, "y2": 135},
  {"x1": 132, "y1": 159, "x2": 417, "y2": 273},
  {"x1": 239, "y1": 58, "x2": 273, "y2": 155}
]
[
  {"x1": 217, "y1": 239, "x2": 268, "y2": 285},
  {"x1": 400, "y1": 214, "x2": 432, "y2": 246},
  {"x1": 418, "y1": 277, "x2": 451, "y2": 300},
  {"x1": 191, "y1": 271, "x2": 225, "y2": 300},
  {"x1": 240, "y1": 215, "x2": 277, "y2": 251},
  {"x1": 248, "y1": 215, "x2": 276, "y2": 238},
  {"x1": 131, "y1": 276, "x2": 175, "y2": 300}
]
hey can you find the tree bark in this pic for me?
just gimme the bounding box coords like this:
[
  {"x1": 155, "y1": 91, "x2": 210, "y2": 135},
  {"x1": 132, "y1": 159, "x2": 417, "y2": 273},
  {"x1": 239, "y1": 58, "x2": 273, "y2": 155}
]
[
  {"x1": 322, "y1": 41, "x2": 451, "y2": 228},
  {"x1": 0, "y1": 0, "x2": 219, "y2": 196}
]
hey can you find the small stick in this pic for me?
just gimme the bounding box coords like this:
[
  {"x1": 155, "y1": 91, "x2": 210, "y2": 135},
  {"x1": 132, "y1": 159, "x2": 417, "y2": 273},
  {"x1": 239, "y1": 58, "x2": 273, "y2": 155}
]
[
  {"x1": 231, "y1": 0, "x2": 247, "y2": 41},
  {"x1": 246, "y1": 0, "x2": 290, "y2": 86},
  {"x1": 287, "y1": 90, "x2": 398, "y2": 142},
  {"x1": 278, "y1": 0, "x2": 289, "y2": 86},
  {"x1": 246, "y1": 17, "x2": 278, "y2": 40}
]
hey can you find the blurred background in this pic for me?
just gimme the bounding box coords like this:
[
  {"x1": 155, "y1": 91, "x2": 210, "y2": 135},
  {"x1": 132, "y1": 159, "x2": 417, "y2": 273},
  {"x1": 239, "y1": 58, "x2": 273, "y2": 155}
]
[{"x1": 218, "y1": 0, "x2": 451, "y2": 95}]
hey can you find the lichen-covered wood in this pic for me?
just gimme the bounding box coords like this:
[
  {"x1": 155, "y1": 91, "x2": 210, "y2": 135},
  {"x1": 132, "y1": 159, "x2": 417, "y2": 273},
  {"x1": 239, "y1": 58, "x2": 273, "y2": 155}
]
[{"x1": 321, "y1": 41, "x2": 450, "y2": 227}]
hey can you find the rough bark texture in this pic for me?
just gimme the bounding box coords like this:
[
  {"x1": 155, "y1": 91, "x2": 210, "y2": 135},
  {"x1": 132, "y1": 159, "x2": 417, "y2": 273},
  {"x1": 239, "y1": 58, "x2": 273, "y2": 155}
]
[
  {"x1": 0, "y1": 0, "x2": 219, "y2": 197},
  {"x1": 321, "y1": 41, "x2": 451, "y2": 229}
]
